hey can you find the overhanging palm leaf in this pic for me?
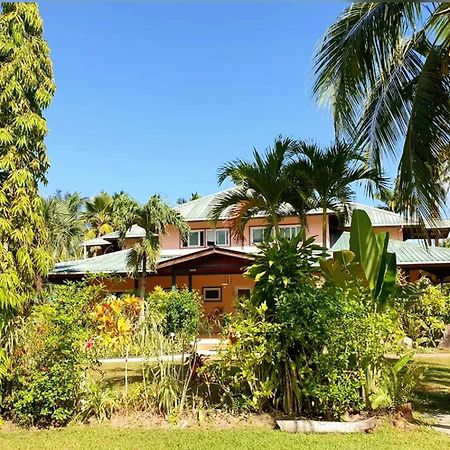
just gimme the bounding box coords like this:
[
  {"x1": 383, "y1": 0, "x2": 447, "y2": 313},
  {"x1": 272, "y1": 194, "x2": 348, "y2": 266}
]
[{"x1": 314, "y1": 3, "x2": 450, "y2": 221}]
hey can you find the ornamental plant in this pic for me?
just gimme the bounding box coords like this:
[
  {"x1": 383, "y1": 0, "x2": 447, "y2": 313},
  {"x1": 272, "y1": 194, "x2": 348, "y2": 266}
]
[
  {"x1": 91, "y1": 294, "x2": 141, "y2": 396},
  {"x1": 6, "y1": 283, "x2": 98, "y2": 427}
]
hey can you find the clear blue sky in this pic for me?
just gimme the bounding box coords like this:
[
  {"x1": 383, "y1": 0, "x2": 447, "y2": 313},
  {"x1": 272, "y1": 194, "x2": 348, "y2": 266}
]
[{"x1": 40, "y1": 1, "x2": 368, "y2": 205}]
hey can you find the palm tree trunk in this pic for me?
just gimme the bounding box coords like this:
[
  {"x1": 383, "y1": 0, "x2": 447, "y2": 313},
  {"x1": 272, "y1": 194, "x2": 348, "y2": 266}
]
[
  {"x1": 272, "y1": 213, "x2": 280, "y2": 238},
  {"x1": 322, "y1": 204, "x2": 328, "y2": 256},
  {"x1": 139, "y1": 253, "x2": 147, "y2": 318}
]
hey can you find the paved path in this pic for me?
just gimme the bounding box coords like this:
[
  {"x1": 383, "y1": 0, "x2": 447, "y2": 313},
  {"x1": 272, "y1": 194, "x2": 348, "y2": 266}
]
[{"x1": 99, "y1": 349, "x2": 217, "y2": 364}]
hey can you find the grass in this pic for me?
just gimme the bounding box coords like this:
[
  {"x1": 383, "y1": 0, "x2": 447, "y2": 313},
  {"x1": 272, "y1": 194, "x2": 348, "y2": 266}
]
[
  {"x1": 412, "y1": 355, "x2": 450, "y2": 415},
  {"x1": 2, "y1": 354, "x2": 450, "y2": 449},
  {"x1": 0, "y1": 425, "x2": 449, "y2": 450}
]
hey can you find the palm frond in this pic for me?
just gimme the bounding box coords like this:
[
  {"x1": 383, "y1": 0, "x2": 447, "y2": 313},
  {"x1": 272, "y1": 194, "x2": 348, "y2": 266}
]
[
  {"x1": 397, "y1": 43, "x2": 450, "y2": 219},
  {"x1": 314, "y1": 2, "x2": 420, "y2": 135}
]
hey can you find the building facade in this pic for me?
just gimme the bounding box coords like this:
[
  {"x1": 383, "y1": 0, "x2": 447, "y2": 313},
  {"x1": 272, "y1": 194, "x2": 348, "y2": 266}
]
[{"x1": 49, "y1": 190, "x2": 450, "y2": 314}]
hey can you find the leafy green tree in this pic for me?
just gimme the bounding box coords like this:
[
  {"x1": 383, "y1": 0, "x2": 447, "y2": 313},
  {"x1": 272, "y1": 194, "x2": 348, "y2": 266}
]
[
  {"x1": 288, "y1": 141, "x2": 384, "y2": 253},
  {"x1": 118, "y1": 195, "x2": 188, "y2": 302},
  {"x1": 43, "y1": 192, "x2": 85, "y2": 261},
  {"x1": 210, "y1": 137, "x2": 306, "y2": 241},
  {"x1": 83, "y1": 192, "x2": 114, "y2": 238},
  {"x1": 0, "y1": 2, "x2": 55, "y2": 371},
  {"x1": 313, "y1": 3, "x2": 450, "y2": 220}
]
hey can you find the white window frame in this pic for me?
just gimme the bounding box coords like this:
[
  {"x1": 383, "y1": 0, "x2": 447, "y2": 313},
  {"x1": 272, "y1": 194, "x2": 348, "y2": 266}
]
[
  {"x1": 182, "y1": 229, "x2": 205, "y2": 248},
  {"x1": 279, "y1": 225, "x2": 302, "y2": 240},
  {"x1": 250, "y1": 226, "x2": 266, "y2": 245},
  {"x1": 202, "y1": 287, "x2": 222, "y2": 302},
  {"x1": 206, "y1": 228, "x2": 230, "y2": 246}
]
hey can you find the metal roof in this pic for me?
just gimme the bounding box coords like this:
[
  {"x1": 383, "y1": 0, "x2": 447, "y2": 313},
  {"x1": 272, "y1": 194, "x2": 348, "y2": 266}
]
[
  {"x1": 331, "y1": 232, "x2": 450, "y2": 266},
  {"x1": 101, "y1": 224, "x2": 146, "y2": 240},
  {"x1": 81, "y1": 237, "x2": 111, "y2": 247},
  {"x1": 51, "y1": 246, "x2": 258, "y2": 275},
  {"x1": 345, "y1": 203, "x2": 405, "y2": 227},
  {"x1": 174, "y1": 189, "x2": 407, "y2": 226}
]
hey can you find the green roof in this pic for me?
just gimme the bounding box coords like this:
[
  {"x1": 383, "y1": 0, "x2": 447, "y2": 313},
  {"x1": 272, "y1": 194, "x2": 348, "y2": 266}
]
[
  {"x1": 331, "y1": 232, "x2": 450, "y2": 266},
  {"x1": 51, "y1": 246, "x2": 258, "y2": 275}
]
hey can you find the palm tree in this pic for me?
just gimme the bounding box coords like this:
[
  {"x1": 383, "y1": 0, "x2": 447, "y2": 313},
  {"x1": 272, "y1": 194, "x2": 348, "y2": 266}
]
[
  {"x1": 43, "y1": 192, "x2": 85, "y2": 261},
  {"x1": 119, "y1": 195, "x2": 189, "y2": 303},
  {"x1": 83, "y1": 192, "x2": 114, "y2": 238},
  {"x1": 176, "y1": 192, "x2": 202, "y2": 205},
  {"x1": 288, "y1": 141, "x2": 384, "y2": 253},
  {"x1": 313, "y1": 3, "x2": 449, "y2": 220},
  {"x1": 210, "y1": 137, "x2": 306, "y2": 241}
]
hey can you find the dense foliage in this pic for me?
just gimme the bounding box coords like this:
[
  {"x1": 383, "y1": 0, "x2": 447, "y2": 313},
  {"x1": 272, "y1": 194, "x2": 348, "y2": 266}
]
[
  {"x1": 146, "y1": 287, "x2": 202, "y2": 338},
  {"x1": 204, "y1": 213, "x2": 421, "y2": 418},
  {"x1": 0, "y1": 2, "x2": 55, "y2": 374},
  {"x1": 394, "y1": 278, "x2": 450, "y2": 348},
  {"x1": 5, "y1": 283, "x2": 101, "y2": 427},
  {"x1": 207, "y1": 235, "x2": 396, "y2": 418}
]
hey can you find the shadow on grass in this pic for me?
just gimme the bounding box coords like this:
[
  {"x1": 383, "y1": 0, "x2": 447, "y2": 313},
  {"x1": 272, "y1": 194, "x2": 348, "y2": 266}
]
[{"x1": 413, "y1": 362, "x2": 450, "y2": 414}]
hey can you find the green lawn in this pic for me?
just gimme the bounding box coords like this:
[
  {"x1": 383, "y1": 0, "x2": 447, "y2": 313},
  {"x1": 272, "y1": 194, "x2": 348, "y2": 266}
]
[
  {"x1": 1, "y1": 355, "x2": 450, "y2": 449},
  {"x1": 0, "y1": 425, "x2": 449, "y2": 450}
]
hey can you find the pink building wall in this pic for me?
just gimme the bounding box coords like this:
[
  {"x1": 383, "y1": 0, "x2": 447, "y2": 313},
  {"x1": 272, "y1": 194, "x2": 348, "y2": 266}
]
[{"x1": 158, "y1": 214, "x2": 328, "y2": 249}]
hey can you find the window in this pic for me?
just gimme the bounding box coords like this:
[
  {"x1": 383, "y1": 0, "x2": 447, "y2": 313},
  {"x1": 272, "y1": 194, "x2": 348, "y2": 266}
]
[
  {"x1": 251, "y1": 225, "x2": 302, "y2": 244},
  {"x1": 236, "y1": 288, "x2": 251, "y2": 299},
  {"x1": 206, "y1": 229, "x2": 230, "y2": 246},
  {"x1": 251, "y1": 227, "x2": 265, "y2": 244},
  {"x1": 202, "y1": 287, "x2": 222, "y2": 302},
  {"x1": 279, "y1": 225, "x2": 302, "y2": 240},
  {"x1": 182, "y1": 230, "x2": 204, "y2": 247}
]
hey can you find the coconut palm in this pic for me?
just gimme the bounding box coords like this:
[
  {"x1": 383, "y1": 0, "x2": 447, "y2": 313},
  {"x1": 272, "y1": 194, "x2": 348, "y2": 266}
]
[
  {"x1": 210, "y1": 137, "x2": 309, "y2": 241},
  {"x1": 119, "y1": 195, "x2": 188, "y2": 302},
  {"x1": 43, "y1": 192, "x2": 85, "y2": 261},
  {"x1": 83, "y1": 192, "x2": 114, "y2": 238},
  {"x1": 313, "y1": 3, "x2": 450, "y2": 220},
  {"x1": 288, "y1": 140, "x2": 385, "y2": 253}
]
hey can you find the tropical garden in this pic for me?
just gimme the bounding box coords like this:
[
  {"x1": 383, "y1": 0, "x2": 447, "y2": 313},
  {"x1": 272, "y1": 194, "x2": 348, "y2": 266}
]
[{"x1": 0, "y1": 2, "x2": 449, "y2": 449}]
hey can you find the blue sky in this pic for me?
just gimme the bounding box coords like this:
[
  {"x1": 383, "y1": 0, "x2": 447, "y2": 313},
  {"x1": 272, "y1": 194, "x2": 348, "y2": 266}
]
[{"x1": 39, "y1": 1, "x2": 366, "y2": 205}]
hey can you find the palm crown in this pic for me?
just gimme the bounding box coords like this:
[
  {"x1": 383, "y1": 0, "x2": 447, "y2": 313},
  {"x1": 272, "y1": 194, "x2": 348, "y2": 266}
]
[{"x1": 313, "y1": 3, "x2": 449, "y2": 220}]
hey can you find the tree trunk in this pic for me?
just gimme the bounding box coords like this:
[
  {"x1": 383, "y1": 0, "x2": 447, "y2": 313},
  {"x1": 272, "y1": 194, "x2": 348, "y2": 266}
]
[
  {"x1": 322, "y1": 205, "x2": 328, "y2": 256},
  {"x1": 139, "y1": 253, "x2": 147, "y2": 320}
]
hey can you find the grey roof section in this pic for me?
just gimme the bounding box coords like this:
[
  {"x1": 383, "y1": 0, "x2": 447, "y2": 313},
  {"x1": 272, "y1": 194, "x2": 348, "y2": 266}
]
[
  {"x1": 331, "y1": 232, "x2": 450, "y2": 266},
  {"x1": 174, "y1": 189, "x2": 407, "y2": 226},
  {"x1": 81, "y1": 237, "x2": 111, "y2": 247},
  {"x1": 101, "y1": 224, "x2": 146, "y2": 240},
  {"x1": 51, "y1": 246, "x2": 259, "y2": 275},
  {"x1": 345, "y1": 203, "x2": 405, "y2": 227}
]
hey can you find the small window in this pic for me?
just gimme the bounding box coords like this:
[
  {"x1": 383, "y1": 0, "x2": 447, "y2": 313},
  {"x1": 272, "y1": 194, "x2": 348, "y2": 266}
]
[
  {"x1": 202, "y1": 287, "x2": 222, "y2": 302},
  {"x1": 236, "y1": 288, "x2": 251, "y2": 299},
  {"x1": 206, "y1": 229, "x2": 230, "y2": 246},
  {"x1": 251, "y1": 227, "x2": 265, "y2": 244},
  {"x1": 182, "y1": 230, "x2": 204, "y2": 247}
]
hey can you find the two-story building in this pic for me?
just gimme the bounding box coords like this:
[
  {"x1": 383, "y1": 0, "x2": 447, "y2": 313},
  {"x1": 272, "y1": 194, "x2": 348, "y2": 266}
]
[{"x1": 49, "y1": 189, "x2": 450, "y2": 314}]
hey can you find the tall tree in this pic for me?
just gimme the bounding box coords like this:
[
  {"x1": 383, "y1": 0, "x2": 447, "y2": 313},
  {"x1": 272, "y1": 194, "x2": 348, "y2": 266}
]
[
  {"x1": 118, "y1": 195, "x2": 188, "y2": 303},
  {"x1": 0, "y1": 3, "x2": 55, "y2": 368},
  {"x1": 83, "y1": 192, "x2": 114, "y2": 238},
  {"x1": 288, "y1": 141, "x2": 384, "y2": 253},
  {"x1": 43, "y1": 192, "x2": 85, "y2": 261},
  {"x1": 313, "y1": 3, "x2": 450, "y2": 221},
  {"x1": 209, "y1": 137, "x2": 303, "y2": 241}
]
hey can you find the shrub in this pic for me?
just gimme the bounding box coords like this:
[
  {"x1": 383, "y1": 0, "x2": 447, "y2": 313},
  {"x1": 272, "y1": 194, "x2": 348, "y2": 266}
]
[
  {"x1": 6, "y1": 283, "x2": 100, "y2": 427},
  {"x1": 394, "y1": 278, "x2": 450, "y2": 347},
  {"x1": 205, "y1": 284, "x2": 394, "y2": 419},
  {"x1": 146, "y1": 287, "x2": 202, "y2": 338}
]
